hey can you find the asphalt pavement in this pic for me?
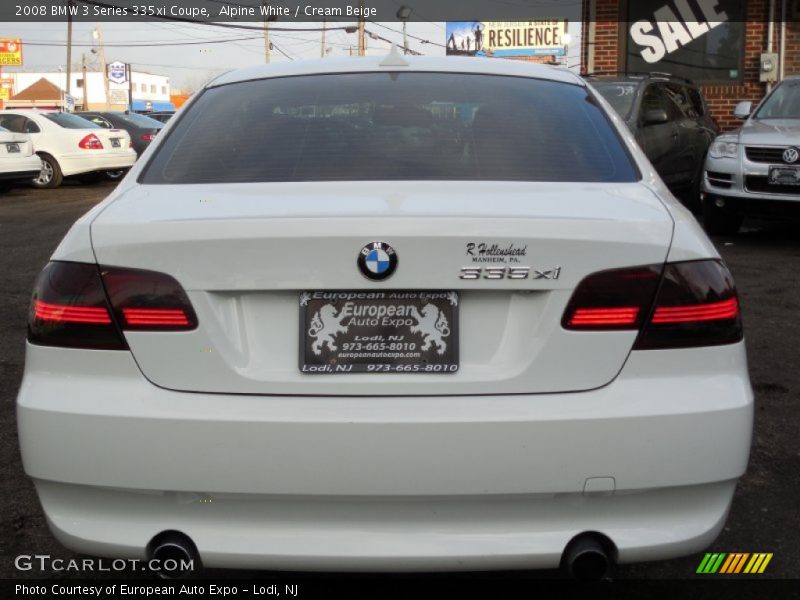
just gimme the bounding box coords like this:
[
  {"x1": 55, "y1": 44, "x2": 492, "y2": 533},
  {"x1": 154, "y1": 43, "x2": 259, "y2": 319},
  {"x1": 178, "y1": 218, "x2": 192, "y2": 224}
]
[{"x1": 1, "y1": 182, "x2": 798, "y2": 582}]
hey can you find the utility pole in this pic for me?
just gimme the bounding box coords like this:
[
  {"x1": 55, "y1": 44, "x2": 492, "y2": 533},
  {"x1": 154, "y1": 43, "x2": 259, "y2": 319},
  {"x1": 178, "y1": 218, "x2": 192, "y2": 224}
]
[
  {"x1": 262, "y1": 0, "x2": 271, "y2": 63},
  {"x1": 358, "y1": 0, "x2": 366, "y2": 56},
  {"x1": 396, "y1": 5, "x2": 411, "y2": 55},
  {"x1": 93, "y1": 26, "x2": 110, "y2": 110},
  {"x1": 81, "y1": 53, "x2": 87, "y2": 109},
  {"x1": 65, "y1": 0, "x2": 73, "y2": 101},
  {"x1": 126, "y1": 63, "x2": 133, "y2": 112},
  {"x1": 320, "y1": 19, "x2": 326, "y2": 58}
]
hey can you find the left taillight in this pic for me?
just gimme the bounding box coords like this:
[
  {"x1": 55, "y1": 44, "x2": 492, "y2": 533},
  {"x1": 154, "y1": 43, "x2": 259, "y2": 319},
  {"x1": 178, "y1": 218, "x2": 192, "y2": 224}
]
[
  {"x1": 28, "y1": 261, "x2": 198, "y2": 349},
  {"x1": 78, "y1": 133, "x2": 104, "y2": 150},
  {"x1": 29, "y1": 262, "x2": 126, "y2": 349}
]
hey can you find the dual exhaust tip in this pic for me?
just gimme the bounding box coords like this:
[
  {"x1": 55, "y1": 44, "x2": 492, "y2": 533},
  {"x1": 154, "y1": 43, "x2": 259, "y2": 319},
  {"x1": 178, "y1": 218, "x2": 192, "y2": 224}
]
[
  {"x1": 147, "y1": 531, "x2": 201, "y2": 579},
  {"x1": 561, "y1": 533, "x2": 616, "y2": 582},
  {"x1": 147, "y1": 530, "x2": 615, "y2": 581}
]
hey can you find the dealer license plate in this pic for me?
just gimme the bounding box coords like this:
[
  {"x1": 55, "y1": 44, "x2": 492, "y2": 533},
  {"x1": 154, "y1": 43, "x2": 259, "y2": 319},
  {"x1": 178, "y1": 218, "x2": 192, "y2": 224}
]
[
  {"x1": 300, "y1": 291, "x2": 459, "y2": 374},
  {"x1": 5, "y1": 143, "x2": 19, "y2": 153},
  {"x1": 768, "y1": 166, "x2": 800, "y2": 185}
]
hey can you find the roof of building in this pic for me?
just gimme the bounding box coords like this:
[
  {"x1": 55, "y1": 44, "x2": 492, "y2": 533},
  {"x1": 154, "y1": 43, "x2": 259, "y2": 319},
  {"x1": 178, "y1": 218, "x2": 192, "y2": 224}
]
[{"x1": 10, "y1": 77, "x2": 64, "y2": 101}]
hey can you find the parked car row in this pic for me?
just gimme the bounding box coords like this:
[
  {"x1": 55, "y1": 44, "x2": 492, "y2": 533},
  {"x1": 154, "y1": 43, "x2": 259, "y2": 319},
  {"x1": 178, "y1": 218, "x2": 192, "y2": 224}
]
[
  {"x1": 0, "y1": 109, "x2": 164, "y2": 189},
  {"x1": 587, "y1": 72, "x2": 800, "y2": 234}
]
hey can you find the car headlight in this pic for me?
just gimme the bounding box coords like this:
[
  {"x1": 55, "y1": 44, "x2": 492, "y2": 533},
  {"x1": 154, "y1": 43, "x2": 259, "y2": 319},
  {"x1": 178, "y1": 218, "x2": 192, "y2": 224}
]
[{"x1": 709, "y1": 139, "x2": 739, "y2": 159}]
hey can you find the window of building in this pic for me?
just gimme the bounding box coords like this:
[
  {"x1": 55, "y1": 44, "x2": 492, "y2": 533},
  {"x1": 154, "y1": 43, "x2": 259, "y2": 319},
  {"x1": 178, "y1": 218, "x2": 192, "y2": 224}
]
[
  {"x1": 625, "y1": 0, "x2": 745, "y2": 83},
  {"x1": 150, "y1": 84, "x2": 156, "y2": 93},
  {"x1": 161, "y1": 86, "x2": 167, "y2": 95},
  {"x1": 131, "y1": 82, "x2": 137, "y2": 92},
  {"x1": 76, "y1": 79, "x2": 83, "y2": 88}
]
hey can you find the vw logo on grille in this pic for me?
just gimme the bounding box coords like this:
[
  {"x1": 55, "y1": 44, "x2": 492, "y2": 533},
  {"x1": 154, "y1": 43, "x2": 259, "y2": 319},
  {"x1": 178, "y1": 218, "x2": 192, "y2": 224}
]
[
  {"x1": 783, "y1": 147, "x2": 800, "y2": 164},
  {"x1": 358, "y1": 242, "x2": 397, "y2": 281}
]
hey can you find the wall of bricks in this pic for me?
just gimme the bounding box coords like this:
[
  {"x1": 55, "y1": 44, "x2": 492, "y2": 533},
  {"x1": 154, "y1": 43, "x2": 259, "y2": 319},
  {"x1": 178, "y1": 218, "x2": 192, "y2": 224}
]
[
  {"x1": 582, "y1": 0, "x2": 800, "y2": 131},
  {"x1": 784, "y1": 20, "x2": 800, "y2": 76}
]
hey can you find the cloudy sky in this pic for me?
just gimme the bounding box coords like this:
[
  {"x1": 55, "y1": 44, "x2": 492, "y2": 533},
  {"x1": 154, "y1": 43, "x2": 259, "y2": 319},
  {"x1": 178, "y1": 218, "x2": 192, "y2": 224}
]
[{"x1": 1, "y1": 18, "x2": 582, "y2": 90}]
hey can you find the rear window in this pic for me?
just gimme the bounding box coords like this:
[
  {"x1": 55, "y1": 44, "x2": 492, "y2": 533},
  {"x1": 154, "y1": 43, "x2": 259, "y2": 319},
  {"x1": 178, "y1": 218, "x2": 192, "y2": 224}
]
[
  {"x1": 119, "y1": 112, "x2": 164, "y2": 128},
  {"x1": 44, "y1": 113, "x2": 100, "y2": 129},
  {"x1": 142, "y1": 72, "x2": 638, "y2": 184},
  {"x1": 591, "y1": 82, "x2": 638, "y2": 120}
]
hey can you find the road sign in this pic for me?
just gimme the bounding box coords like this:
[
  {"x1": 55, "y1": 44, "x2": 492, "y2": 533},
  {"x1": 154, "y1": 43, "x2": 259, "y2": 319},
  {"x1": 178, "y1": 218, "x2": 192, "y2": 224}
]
[{"x1": 108, "y1": 61, "x2": 127, "y2": 85}]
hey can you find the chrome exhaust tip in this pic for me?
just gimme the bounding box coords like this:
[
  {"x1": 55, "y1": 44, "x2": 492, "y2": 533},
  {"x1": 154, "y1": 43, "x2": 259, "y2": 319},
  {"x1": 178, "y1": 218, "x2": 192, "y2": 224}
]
[
  {"x1": 561, "y1": 533, "x2": 616, "y2": 582},
  {"x1": 147, "y1": 531, "x2": 201, "y2": 579}
]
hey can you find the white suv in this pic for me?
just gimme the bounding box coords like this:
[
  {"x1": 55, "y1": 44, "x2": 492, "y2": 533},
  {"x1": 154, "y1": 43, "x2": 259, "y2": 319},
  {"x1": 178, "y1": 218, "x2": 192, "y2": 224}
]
[{"x1": 703, "y1": 76, "x2": 800, "y2": 234}]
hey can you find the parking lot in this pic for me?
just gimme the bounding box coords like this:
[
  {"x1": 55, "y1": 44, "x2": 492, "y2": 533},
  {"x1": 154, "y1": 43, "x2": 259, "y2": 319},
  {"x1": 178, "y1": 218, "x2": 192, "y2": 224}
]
[{"x1": 1, "y1": 181, "x2": 798, "y2": 580}]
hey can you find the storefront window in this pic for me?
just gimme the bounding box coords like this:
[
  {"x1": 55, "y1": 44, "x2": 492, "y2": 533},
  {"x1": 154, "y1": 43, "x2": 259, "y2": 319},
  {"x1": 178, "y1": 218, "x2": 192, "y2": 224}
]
[{"x1": 625, "y1": 0, "x2": 745, "y2": 82}]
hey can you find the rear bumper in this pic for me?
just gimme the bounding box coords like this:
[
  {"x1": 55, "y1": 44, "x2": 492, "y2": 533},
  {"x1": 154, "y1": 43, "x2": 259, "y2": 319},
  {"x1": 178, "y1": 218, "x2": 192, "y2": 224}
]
[
  {"x1": 0, "y1": 169, "x2": 39, "y2": 182},
  {"x1": 18, "y1": 342, "x2": 753, "y2": 570},
  {"x1": 57, "y1": 151, "x2": 137, "y2": 177},
  {"x1": 0, "y1": 155, "x2": 42, "y2": 181}
]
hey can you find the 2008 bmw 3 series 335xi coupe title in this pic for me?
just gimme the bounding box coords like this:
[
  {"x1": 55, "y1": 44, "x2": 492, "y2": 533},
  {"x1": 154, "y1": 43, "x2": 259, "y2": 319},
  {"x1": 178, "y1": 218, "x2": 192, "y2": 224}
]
[{"x1": 17, "y1": 54, "x2": 752, "y2": 579}]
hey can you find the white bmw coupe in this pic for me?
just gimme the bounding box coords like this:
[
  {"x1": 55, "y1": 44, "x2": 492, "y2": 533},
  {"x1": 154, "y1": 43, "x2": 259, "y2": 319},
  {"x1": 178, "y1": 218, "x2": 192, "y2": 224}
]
[{"x1": 17, "y1": 53, "x2": 752, "y2": 580}]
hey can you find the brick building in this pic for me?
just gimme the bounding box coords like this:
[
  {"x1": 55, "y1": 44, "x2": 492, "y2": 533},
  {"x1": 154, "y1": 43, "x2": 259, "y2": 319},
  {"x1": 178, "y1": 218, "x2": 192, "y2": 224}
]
[{"x1": 581, "y1": 0, "x2": 800, "y2": 130}]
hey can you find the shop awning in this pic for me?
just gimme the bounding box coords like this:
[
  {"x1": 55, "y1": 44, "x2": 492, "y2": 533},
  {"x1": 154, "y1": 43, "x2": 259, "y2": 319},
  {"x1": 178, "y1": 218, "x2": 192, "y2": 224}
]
[{"x1": 130, "y1": 99, "x2": 175, "y2": 112}]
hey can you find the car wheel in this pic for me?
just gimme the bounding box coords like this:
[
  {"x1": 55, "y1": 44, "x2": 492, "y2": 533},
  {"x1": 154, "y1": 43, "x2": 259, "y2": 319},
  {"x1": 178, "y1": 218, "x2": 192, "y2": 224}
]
[
  {"x1": 703, "y1": 197, "x2": 743, "y2": 235},
  {"x1": 32, "y1": 154, "x2": 63, "y2": 189},
  {"x1": 104, "y1": 169, "x2": 129, "y2": 181}
]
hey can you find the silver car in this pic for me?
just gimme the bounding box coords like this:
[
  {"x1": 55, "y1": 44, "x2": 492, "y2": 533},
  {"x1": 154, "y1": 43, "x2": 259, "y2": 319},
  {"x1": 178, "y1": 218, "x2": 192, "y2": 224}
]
[{"x1": 702, "y1": 76, "x2": 800, "y2": 234}]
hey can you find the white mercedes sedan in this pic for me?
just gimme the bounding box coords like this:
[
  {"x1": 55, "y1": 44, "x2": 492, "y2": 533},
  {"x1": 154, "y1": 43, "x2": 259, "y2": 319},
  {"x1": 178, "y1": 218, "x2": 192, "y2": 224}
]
[
  {"x1": 0, "y1": 110, "x2": 137, "y2": 188},
  {"x1": 17, "y1": 54, "x2": 752, "y2": 580}
]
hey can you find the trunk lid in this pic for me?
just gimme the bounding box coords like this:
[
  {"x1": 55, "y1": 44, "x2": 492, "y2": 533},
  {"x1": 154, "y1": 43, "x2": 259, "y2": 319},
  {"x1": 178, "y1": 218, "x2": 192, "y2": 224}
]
[
  {"x1": 0, "y1": 131, "x2": 33, "y2": 157},
  {"x1": 91, "y1": 128, "x2": 132, "y2": 154},
  {"x1": 90, "y1": 181, "x2": 673, "y2": 396}
]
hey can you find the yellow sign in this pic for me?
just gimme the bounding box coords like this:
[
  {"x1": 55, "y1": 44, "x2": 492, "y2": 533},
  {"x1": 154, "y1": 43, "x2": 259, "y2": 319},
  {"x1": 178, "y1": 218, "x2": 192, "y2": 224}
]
[
  {"x1": 0, "y1": 77, "x2": 13, "y2": 101},
  {"x1": 0, "y1": 38, "x2": 23, "y2": 66}
]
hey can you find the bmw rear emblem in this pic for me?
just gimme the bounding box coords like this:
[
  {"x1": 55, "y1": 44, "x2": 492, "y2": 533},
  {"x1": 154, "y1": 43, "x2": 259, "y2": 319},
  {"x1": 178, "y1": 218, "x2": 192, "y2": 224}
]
[{"x1": 358, "y1": 242, "x2": 397, "y2": 281}]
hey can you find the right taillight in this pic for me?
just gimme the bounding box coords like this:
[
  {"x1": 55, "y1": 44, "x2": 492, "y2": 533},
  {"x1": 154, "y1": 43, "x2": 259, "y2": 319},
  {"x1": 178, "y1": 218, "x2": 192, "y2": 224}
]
[
  {"x1": 28, "y1": 261, "x2": 197, "y2": 350},
  {"x1": 101, "y1": 266, "x2": 198, "y2": 331},
  {"x1": 634, "y1": 260, "x2": 742, "y2": 350},
  {"x1": 563, "y1": 259, "x2": 742, "y2": 350}
]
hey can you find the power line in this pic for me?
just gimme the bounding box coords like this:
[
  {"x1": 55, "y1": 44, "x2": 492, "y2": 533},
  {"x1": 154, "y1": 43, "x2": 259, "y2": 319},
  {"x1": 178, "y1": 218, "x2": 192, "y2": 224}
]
[
  {"x1": 75, "y1": 0, "x2": 353, "y2": 32},
  {"x1": 22, "y1": 36, "x2": 265, "y2": 47},
  {"x1": 367, "y1": 21, "x2": 446, "y2": 48}
]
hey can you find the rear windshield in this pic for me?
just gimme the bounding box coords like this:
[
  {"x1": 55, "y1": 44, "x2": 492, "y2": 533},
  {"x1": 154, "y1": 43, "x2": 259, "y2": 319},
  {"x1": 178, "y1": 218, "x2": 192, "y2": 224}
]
[
  {"x1": 44, "y1": 112, "x2": 100, "y2": 129},
  {"x1": 591, "y1": 82, "x2": 638, "y2": 119},
  {"x1": 119, "y1": 112, "x2": 164, "y2": 128},
  {"x1": 142, "y1": 72, "x2": 638, "y2": 184}
]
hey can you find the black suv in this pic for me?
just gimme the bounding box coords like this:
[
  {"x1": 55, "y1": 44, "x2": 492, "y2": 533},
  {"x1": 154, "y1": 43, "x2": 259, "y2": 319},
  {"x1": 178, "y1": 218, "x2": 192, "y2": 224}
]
[{"x1": 586, "y1": 73, "x2": 719, "y2": 209}]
